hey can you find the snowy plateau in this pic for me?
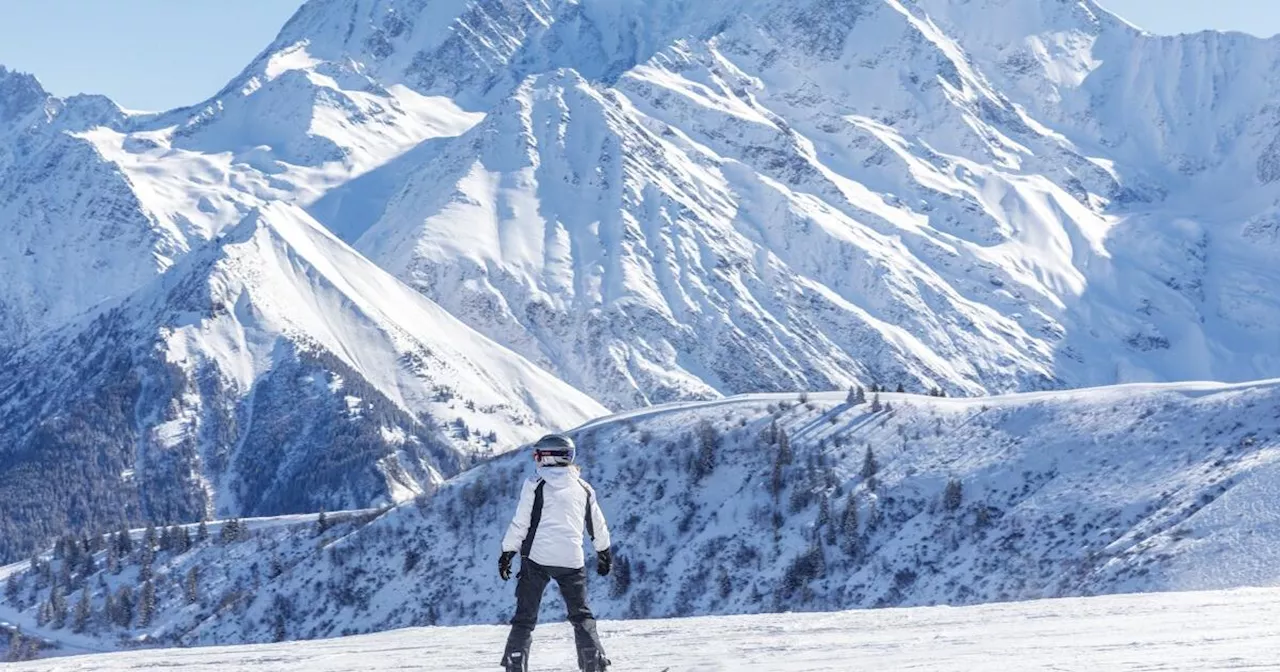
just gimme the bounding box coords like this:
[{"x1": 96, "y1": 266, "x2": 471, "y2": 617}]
[{"x1": 2, "y1": 0, "x2": 1280, "y2": 667}]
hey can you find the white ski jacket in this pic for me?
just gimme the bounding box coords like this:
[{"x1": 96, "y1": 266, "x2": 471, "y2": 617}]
[{"x1": 502, "y1": 466, "x2": 611, "y2": 569}]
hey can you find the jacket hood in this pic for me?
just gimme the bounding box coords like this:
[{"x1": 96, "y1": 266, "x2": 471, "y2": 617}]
[{"x1": 537, "y1": 465, "x2": 580, "y2": 488}]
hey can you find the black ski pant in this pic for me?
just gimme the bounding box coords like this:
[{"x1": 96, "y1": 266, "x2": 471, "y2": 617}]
[{"x1": 503, "y1": 558, "x2": 607, "y2": 668}]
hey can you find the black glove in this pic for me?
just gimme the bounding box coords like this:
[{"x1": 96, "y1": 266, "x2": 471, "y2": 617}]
[
  {"x1": 596, "y1": 548, "x2": 612, "y2": 576},
  {"x1": 499, "y1": 551, "x2": 516, "y2": 581}
]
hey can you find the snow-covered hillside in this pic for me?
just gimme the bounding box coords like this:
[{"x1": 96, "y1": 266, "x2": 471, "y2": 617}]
[
  {"x1": 4, "y1": 381, "x2": 1278, "y2": 654},
  {"x1": 6, "y1": 584, "x2": 1280, "y2": 669},
  {"x1": 0, "y1": 201, "x2": 605, "y2": 563}
]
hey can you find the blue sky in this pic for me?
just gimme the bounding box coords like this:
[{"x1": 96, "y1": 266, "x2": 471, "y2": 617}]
[
  {"x1": 0, "y1": 0, "x2": 1277, "y2": 111},
  {"x1": 0, "y1": 0, "x2": 304, "y2": 111}
]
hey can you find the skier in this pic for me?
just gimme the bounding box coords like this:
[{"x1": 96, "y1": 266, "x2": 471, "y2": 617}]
[{"x1": 499, "y1": 434, "x2": 613, "y2": 672}]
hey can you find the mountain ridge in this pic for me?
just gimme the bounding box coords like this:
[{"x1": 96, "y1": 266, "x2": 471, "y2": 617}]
[{"x1": 0, "y1": 201, "x2": 605, "y2": 562}]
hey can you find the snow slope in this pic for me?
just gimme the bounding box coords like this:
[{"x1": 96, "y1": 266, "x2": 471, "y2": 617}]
[
  {"x1": 0, "y1": 68, "x2": 166, "y2": 350},
  {"x1": 343, "y1": 0, "x2": 1280, "y2": 407},
  {"x1": 0, "y1": 202, "x2": 605, "y2": 562},
  {"x1": 8, "y1": 587, "x2": 1280, "y2": 670},
  {"x1": 4, "y1": 380, "x2": 1278, "y2": 653}
]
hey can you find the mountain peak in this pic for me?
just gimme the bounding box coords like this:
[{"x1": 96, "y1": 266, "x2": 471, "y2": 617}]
[{"x1": 0, "y1": 65, "x2": 50, "y2": 126}]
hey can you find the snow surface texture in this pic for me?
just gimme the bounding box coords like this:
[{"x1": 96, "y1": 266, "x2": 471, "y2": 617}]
[
  {"x1": 3, "y1": 381, "x2": 1278, "y2": 653},
  {"x1": 8, "y1": 588, "x2": 1280, "y2": 670}
]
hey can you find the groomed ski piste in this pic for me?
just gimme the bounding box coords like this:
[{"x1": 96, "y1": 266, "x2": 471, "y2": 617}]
[{"x1": 6, "y1": 587, "x2": 1279, "y2": 671}]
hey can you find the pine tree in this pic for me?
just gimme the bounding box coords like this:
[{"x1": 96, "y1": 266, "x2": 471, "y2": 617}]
[
  {"x1": 116, "y1": 527, "x2": 133, "y2": 556},
  {"x1": 944, "y1": 478, "x2": 964, "y2": 512},
  {"x1": 178, "y1": 526, "x2": 192, "y2": 553},
  {"x1": 184, "y1": 565, "x2": 201, "y2": 605},
  {"x1": 816, "y1": 492, "x2": 832, "y2": 529},
  {"x1": 36, "y1": 600, "x2": 51, "y2": 627},
  {"x1": 197, "y1": 519, "x2": 209, "y2": 543},
  {"x1": 861, "y1": 446, "x2": 879, "y2": 490},
  {"x1": 316, "y1": 509, "x2": 330, "y2": 535},
  {"x1": 840, "y1": 493, "x2": 860, "y2": 557},
  {"x1": 49, "y1": 585, "x2": 68, "y2": 629},
  {"x1": 871, "y1": 393, "x2": 882, "y2": 413},
  {"x1": 4, "y1": 573, "x2": 18, "y2": 603},
  {"x1": 777, "y1": 428, "x2": 793, "y2": 465},
  {"x1": 115, "y1": 585, "x2": 134, "y2": 628},
  {"x1": 80, "y1": 548, "x2": 96, "y2": 578},
  {"x1": 56, "y1": 562, "x2": 71, "y2": 591},
  {"x1": 220, "y1": 518, "x2": 239, "y2": 544},
  {"x1": 693, "y1": 420, "x2": 720, "y2": 481},
  {"x1": 856, "y1": 386, "x2": 867, "y2": 404},
  {"x1": 895, "y1": 383, "x2": 906, "y2": 393},
  {"x1": 64, "y1": 535, "x2": 82, "y2": 569},
  {"x1": 846, "y1": 386, "x2": 857, "y2": 405},
  {"x1": 72, "y1": 587, "x2": 91, "y2": 633},
  {"x1": 106, "y1": 539, "x2": 120, "y2": 575},
  {"x1": 769, "y1": 457, "x2": 785, "y2": 497},
  {"x1": 138, "y1": 580, "x2": 156, "y2": 628},
  {"x1": 143, "y1": 524, "x2": 157, "y2": 553},
  {"x1": 102, "y1": 591, "x2": 117, "y2": 628}
]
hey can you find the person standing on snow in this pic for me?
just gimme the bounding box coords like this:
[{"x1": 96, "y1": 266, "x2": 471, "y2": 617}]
[{"x1": 499, "y1": 434, "x2": 613, "y2": 672}]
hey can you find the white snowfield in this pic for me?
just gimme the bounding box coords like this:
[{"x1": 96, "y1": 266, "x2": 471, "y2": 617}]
[{"x1": 10, "y1": 588, "x2": 1280, "y2": 671}]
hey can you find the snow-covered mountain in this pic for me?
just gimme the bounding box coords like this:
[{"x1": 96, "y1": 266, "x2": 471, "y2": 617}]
[
  {"x1": 4, "y1": 381, "x2": 1278, "y2": 652},
  {"x1": 8, "y1": 0, "x2": 1280, "y2": 409},
  {"x1": 331, "y1": 0, "x2": 1280, "y2": 407},
  {"x1": 0, "y1": 201, "x2": 605, "y2": 563}
]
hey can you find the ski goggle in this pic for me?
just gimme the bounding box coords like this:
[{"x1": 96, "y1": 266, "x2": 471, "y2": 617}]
[{"x1": 534, "y1": 449, "x2": 572, "y2": 463}]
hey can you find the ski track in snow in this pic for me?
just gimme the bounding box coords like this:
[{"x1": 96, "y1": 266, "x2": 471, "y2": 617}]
[{"x1": 10, "y1": 588, "x2": 1280, "y2": 671}]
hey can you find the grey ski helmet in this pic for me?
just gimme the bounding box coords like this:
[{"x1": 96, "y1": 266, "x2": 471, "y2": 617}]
[{"x1": 533, "y1": 434, "x2": 576, "y2": 467}]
